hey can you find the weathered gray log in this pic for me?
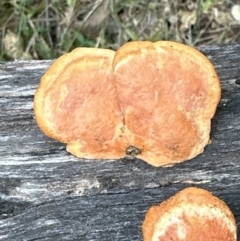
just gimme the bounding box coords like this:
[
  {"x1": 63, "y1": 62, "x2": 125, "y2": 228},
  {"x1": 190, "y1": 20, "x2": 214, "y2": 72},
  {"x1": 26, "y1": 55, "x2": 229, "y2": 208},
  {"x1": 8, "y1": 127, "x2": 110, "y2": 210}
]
[{"x1": 0, "y1": 44, "x2": 240, "y2": 240}]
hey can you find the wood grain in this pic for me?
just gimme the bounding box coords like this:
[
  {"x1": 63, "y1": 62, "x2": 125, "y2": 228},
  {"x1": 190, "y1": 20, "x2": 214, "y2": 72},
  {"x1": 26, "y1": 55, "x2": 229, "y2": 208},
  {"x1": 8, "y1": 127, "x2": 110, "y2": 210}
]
[{"x1": 0, "y1": 44, "x2": 240, "y2": 240}]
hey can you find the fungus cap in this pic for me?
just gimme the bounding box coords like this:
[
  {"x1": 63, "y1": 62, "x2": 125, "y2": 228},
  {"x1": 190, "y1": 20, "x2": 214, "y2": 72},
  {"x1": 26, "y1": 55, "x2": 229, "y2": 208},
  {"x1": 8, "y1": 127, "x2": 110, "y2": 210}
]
[
  {"x1": 113, "y1": 41, "x2": 221, "y2": 166},
  {"x1": 142, "y1": 187, "x2": 237, "y2": 241},
  {"x1": 34, "y1": 41, "x2": 221, "y2": 166},
  {"x1": 34, "y1": 47, "x2": 129, "y2": 159}
]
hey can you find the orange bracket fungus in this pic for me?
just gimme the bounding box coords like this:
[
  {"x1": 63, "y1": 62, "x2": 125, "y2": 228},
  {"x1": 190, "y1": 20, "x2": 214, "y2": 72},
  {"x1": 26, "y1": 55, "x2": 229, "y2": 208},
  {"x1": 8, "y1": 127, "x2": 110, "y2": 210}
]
[
  {"x1": 34, "y1": 41, "x2": 221, "y2": 167},
  {"x1": 142, "y1": 187, "x2": 237, "y2": 241}
]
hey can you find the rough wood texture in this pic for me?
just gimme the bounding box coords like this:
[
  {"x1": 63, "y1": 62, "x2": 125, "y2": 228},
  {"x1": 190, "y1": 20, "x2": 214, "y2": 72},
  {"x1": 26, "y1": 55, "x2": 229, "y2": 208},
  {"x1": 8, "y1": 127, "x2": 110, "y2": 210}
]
[{"x1": 0, "y1": 44, "x2": 240, "y2": 240}]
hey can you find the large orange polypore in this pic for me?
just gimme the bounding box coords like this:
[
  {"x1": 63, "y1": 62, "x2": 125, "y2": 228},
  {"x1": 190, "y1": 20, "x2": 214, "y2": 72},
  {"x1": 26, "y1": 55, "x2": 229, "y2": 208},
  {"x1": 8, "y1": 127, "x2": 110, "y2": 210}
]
[{"x1": 34, "y1": 41, "x2": 221, "y2": 166}]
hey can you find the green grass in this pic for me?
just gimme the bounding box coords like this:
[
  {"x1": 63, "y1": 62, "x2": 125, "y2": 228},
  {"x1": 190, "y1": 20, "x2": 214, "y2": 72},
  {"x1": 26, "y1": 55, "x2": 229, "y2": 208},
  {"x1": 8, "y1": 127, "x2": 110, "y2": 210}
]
[{"x1": 0, "y1": 0, "x2": 239, "y2": 60}]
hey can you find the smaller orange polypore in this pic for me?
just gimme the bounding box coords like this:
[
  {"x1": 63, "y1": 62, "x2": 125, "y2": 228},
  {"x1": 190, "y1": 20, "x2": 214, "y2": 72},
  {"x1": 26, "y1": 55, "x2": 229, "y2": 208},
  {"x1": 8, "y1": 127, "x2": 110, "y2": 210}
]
[{"x1": 142, "y1": 187, "x2": 237, "y2": 241}]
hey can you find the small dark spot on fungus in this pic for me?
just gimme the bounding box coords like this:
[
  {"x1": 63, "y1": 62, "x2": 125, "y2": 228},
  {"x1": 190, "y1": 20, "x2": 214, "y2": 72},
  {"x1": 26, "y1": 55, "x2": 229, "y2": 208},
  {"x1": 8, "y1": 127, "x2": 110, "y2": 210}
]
[{"x1": 126, "y1": 145, "x2": 142, "y2": 156}]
